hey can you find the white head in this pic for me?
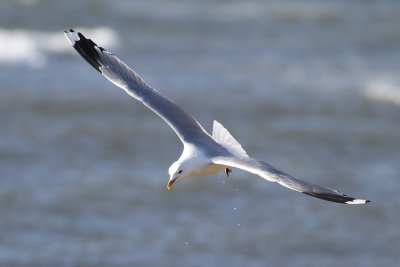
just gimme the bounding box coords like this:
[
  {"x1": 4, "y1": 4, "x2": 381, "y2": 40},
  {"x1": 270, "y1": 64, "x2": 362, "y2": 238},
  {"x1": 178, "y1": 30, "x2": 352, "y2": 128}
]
[
  {"x1": 166, "y1": 145, "x2": 213, "y2": 190},
  {"x1": 167, "y1": 160, "x2": 190, "y2": 190}
]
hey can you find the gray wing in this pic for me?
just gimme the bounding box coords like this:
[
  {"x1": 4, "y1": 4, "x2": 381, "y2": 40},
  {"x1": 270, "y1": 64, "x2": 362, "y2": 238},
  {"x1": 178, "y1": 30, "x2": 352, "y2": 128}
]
[
  {"x1": 64, "y1": 29, "x2": 211, "y2": 144},
  {"x1": 212, "y1": 156, "x2": 370, "y2": 204}
]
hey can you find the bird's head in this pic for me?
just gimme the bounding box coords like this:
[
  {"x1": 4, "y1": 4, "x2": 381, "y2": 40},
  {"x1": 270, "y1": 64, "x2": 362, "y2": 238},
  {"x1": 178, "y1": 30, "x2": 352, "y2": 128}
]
[
  {"x1": 167, "y1": 160, "x2": 191, "y2": 190},
  {"x1": 167, "y1": 160, "x2": 184, "y2": 190}
]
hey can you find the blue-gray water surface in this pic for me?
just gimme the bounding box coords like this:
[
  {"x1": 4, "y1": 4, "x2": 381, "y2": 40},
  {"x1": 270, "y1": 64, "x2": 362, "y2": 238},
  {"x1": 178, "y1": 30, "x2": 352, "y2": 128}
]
[{"x1": 1, "y1": 1, "x2": 399, "y2": 266}]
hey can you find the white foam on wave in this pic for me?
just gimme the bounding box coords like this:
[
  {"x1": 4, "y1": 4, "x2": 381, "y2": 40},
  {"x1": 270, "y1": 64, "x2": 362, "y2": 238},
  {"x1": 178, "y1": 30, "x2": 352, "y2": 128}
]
[
  {"x1": 0, "y1": 27, "x2": 118, "y2": 68},
  {"x1": 363, "y1": 79, "x2": 400, "y2": 106}
]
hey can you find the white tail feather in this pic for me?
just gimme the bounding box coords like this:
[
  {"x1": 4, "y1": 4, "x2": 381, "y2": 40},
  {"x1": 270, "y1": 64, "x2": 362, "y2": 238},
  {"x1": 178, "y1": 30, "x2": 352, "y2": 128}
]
[{"x1": 212, "y1": 120, "x2": 249, "y2": 158}]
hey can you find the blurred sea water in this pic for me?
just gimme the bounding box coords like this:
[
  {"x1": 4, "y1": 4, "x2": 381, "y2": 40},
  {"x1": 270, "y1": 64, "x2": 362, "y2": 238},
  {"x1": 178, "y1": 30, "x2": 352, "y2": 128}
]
[{"x1": 1, "y1": 0, "x2": 400, "y2": 266}]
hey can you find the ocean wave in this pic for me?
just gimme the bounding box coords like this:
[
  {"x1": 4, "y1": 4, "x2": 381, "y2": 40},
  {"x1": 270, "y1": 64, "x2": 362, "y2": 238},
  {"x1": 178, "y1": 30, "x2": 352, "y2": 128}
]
[
  {"x1": 363, "y1": 79, "x2": 400, "y2": 106},
  {"x1": 0, "y1": 27, "x2": 118, "y2": 68}
]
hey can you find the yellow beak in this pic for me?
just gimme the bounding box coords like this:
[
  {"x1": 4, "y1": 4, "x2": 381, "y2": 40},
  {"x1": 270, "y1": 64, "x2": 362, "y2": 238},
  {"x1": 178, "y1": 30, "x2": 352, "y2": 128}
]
[{"x1": 167, "y1": 179, "x2": 176, "y2": 190}]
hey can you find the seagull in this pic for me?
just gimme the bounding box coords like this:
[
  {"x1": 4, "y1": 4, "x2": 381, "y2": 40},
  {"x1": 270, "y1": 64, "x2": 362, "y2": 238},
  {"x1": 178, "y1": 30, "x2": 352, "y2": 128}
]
[{"x1": 64, "y1": 29, "x2": 370, "y2": 204}]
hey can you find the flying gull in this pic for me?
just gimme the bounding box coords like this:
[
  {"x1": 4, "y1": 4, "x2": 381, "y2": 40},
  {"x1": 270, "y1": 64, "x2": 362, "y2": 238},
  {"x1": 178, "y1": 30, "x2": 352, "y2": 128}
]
[{"x1": 64, "y1": 29, "x2": 370, "y2": 204}]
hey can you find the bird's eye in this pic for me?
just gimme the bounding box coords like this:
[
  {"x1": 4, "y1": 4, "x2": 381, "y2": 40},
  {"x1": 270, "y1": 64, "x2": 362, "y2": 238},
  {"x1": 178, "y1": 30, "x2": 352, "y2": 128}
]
[{"x1": 178, "y1": 170, "x2": 183, "y2": 174}]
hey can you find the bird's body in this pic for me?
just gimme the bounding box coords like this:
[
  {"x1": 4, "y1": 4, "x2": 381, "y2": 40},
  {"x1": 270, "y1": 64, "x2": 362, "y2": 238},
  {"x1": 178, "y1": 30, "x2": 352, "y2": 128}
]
[
  {"x1": 64, "y1": 29, "x2": 370, "y2": 205},
  {"x1": 171, "y1": 143, "x2": 229, "y2": 179}
]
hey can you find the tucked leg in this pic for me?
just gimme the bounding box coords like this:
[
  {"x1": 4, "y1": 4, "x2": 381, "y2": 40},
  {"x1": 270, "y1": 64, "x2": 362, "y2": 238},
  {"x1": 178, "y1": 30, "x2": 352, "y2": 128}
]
[{"x1": 225, "y1": 168, "x2": 232, "y2": 178}]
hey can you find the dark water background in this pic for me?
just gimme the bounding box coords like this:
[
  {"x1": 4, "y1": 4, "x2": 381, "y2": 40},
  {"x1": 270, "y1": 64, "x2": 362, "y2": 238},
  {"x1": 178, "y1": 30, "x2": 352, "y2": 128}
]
[{"x1": 1, "y1": 1, "x2": 400, "y2": 266}]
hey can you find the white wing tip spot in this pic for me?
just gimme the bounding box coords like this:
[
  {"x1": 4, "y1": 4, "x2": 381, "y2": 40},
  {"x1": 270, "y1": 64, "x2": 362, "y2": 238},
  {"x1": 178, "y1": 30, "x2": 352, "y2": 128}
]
[
  {"x1": 345, "y1": 199, "x2": 370, "y2": 205},
  {"x1": 64, "y1": 29, "x2": 80, "y2": 45}
]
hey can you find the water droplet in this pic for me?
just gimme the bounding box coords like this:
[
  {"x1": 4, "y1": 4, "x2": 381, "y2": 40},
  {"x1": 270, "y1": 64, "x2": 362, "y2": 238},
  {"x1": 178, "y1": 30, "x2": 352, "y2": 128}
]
[
  {"x1": 233, "y1": 207, "x2": 237, "y2": 210},
  {"x1": 237, "y1": 223, "x2": 241, "y2": 227},
  {"x1": 185, "y1": 242, "x2": 189, "y2": 245}
]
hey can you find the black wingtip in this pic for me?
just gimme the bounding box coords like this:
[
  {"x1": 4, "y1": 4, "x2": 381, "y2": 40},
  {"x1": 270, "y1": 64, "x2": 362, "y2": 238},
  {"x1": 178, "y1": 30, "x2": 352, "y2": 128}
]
[
  {"x1": 303, "y1": 192, "x2": 369, "y2": 205},
  {"x1": 65, "y1": 30, "x2": 103, "y2": 73}
]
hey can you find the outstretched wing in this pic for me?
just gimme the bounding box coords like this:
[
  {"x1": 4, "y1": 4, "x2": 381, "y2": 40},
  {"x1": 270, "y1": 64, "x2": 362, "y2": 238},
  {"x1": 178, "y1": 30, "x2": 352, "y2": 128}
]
[
  {"x1": 212, "y1": 156, "x2": 370, "y2": 204},
  {"x1": 64, "y1": 29, "x2": 211, "y2": 145}
]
